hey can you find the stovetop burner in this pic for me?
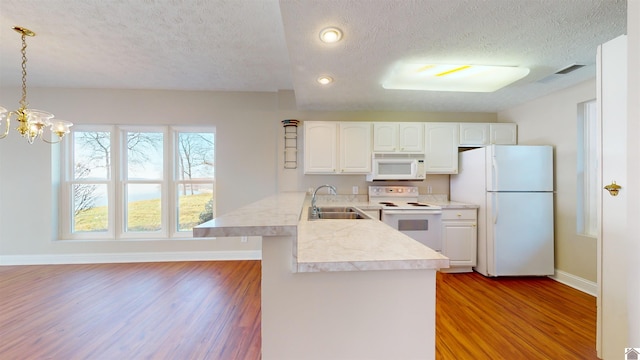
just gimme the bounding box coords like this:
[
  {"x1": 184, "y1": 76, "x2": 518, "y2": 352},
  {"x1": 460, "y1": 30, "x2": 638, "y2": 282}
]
[
  {"x1": 369, "y1": 186, "x2": 441, "y2": 211},
  {"x1": 406, "y1": 202, "x2": 430, "y2": 207},
  {"x1": 379, "y1": 202, "x2": 398, "y2": 207}
]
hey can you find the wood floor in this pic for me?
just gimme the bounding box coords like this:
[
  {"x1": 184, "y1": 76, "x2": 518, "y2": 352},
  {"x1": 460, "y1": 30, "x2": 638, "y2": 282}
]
[
  {"x1": 0, "y1": 261, "x2": 261, "y2": 360},
  {"x1": 435, "y1": 272, "x2": 597, "y2": 359},
  {"x1": 0, "y1": 261, "x2": 596, "y2": 359}
]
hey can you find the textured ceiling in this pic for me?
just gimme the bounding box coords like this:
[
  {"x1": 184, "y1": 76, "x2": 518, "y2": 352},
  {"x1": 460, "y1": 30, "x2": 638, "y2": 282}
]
[{"x1": 0, "y1": 0, "x2": 627, "y2": 112}]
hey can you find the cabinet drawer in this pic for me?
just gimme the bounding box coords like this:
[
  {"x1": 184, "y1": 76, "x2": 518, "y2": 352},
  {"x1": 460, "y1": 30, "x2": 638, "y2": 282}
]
[{"x1": 441, "y1": 209, "x2": 477, "y2": 220}]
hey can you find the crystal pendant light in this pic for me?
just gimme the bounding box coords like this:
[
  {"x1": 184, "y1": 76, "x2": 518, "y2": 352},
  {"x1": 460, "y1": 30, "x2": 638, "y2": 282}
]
[{"x1": 0, "y1": 26, "x2": 73, "y2": 144}]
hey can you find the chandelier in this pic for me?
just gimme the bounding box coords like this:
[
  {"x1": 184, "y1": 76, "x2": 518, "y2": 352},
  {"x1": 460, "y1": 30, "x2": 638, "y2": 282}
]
[{"x1": 0, "y1": 26, "x2": 73, "y2": 144}]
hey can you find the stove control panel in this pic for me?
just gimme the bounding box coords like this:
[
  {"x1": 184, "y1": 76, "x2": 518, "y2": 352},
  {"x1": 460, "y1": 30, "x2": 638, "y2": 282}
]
[{"x1": 369, "y1": 186, "x2": 418, "y2": 198}]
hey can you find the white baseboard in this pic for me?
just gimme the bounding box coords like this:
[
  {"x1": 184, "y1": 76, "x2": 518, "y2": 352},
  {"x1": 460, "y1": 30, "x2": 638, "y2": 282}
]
[
  {"x1": 549, "y1": 269, "x2": 597, "y2": 297},
  {"x1": 0, "y1": 250, "x2": 262, "y2": 266}
]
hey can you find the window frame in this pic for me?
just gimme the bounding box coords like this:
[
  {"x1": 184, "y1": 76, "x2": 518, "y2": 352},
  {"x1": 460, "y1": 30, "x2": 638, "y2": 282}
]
[
  {"x1": 170, "y1": 126, "x2": 216, "y2": 238},
  {"x1": 60, "y1": 125, "x2": 215, "y2": 240},
  {"x1": 60, "y1": 125, "x2": 116, "y2": 240},
  {"x1": 119, "y1": 125, "x2": 169, "y2": 239}
]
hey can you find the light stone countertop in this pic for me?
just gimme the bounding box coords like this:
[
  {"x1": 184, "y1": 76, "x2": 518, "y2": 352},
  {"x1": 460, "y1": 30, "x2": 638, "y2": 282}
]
[
  {"x1": 193, "y1": 192, "x2": 305, "y2": 238},
  {"x1": 194, "y1": 192, "x2": 450, "y2": 273}
]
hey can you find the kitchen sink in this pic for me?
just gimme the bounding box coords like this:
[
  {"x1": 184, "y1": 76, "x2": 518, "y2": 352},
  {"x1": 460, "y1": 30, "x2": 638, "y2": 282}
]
[
  {"x1": 307, "y1": 206, "x2": 370, "y2": 220},
  {"x1": 313, "y1": 206, "x2": 357, "y2": 213}
]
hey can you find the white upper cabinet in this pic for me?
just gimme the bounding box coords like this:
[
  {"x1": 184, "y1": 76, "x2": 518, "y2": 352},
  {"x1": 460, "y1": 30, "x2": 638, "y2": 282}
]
[
  {"x1": 305, "y1": 121, "x2": 515, "y2": 175},
  {"x1": 398, "y1": 123, "x2": 425, "y2": 153},
  {"x1": 339, "y1": 122, "x2": 372, "y2": 173},
  {"x1": 304, "y1": 121, "x2": 338, "y2": 173},
  {"x1": 373, "y1": 122, "x2": 424, "y2": 153},
  {"x1": 459, "y1": 123, "x2": 517, "y2": 146},
  {"x1": 304, "y1": 121, "x2": 371, "y2": 174},
  {"x1": 424, "y1": 122, "x2": 459, "y2": 174},
  {"x1": 372, "y1": 123, "x2": 397, "y2": 152},
  {"x1": 459, "y1": 123, "x2": 489, "y2": 146},
  {"x1": 489, "y1": 123, "x2": 517, "y2": 145}
]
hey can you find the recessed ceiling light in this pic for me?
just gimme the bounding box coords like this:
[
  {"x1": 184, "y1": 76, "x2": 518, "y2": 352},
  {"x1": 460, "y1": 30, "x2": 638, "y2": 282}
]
[
  {"x1": 382, "y1": 62, "x2": 530, "y2": 92},
  {"x1": 319, "y1": 27, "x2": 343, "y2": 43},
  {"x1": 317, "y1": 76, "x2": 334, "y2": 85}
]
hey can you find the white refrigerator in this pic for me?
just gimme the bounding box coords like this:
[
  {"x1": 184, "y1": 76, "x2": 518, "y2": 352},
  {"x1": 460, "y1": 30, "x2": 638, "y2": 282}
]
[{"x1": 450, "y1": 145, "x2": 554, "y2": 277}]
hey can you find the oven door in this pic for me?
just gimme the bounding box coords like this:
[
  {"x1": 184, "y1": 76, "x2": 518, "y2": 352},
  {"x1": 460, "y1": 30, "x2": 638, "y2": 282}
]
[{"x1": 381, "y1": 210, "x2": 442, "y2": 252}]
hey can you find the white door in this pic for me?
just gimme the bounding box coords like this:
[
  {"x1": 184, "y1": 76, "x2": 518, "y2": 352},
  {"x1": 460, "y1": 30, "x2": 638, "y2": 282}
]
[
  {"x1": 485, "y1": 192, "x2": 554, "y2": 276},
  {"x1": 487, "y1": 145, "x2": 553, "y2": 192},
  {"x1": 597, "y1": 35, "x2": 629, "y2": 359},
  {"x1": 626, "y1": 2, "x2": 640, "y2": 348}
]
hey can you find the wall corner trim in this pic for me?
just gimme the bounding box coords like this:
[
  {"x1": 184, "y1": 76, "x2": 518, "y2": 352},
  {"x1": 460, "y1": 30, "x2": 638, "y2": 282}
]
[{"x1": 549, "y1": 269, "x2": 597, "y2": 297}]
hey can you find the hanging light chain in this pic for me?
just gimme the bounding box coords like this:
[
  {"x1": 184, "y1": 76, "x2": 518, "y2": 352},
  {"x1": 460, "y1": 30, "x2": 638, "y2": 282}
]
[
  {"x1": 0, "y1": 26, "x2": 74, "y2": 143},
  {"x1": 19, "y1": 32, "x2": 29, "y2": 110}
]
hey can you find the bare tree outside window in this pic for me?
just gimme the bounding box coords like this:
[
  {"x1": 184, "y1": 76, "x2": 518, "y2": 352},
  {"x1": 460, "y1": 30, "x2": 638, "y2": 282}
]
[
  {"x1": 73, "y1": 164, "x2": 98, "y2": 216},
  {"x1": 75, "y1": 131, "x2": 111, "y2": 179},
  {"x1": 71, "y1": 131, "x2": 111, "y2": 232},
  {"x1": 127, "y1": 132, "x2": 163, "y2": 179},
  {"x1": 178, "y1": 133, "x2": 214, "y2": 195},
  {"x1": 64, "y1": 127, "x2": 215, "y2": 238},
  {"x1": 177, "y1": 132, "x2": 215, "y2": 231}
]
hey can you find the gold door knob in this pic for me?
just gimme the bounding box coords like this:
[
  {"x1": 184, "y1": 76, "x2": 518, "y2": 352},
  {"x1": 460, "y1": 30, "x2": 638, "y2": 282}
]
[{"x1": 604, "y1": 181, "x2": 621, "y2": 196}]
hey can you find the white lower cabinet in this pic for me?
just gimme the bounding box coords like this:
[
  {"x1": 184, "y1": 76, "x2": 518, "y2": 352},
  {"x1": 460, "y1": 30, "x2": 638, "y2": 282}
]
[{"x1": 440, "y1": 208, "x2": 477, "y2": 273}]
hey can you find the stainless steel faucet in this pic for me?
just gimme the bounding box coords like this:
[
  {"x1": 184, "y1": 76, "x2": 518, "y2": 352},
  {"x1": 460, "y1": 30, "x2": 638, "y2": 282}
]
[{"x1": 311, "y1": 184, "x2": 337, "y2": 215}]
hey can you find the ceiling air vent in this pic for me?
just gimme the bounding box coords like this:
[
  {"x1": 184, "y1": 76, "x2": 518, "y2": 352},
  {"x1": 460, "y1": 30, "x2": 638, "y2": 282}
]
[{"x1": 555, "y1": 64, "x2": 585, "y2": 75}]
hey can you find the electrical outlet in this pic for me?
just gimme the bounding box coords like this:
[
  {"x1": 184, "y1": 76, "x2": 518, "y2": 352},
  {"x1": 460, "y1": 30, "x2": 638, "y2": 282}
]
[
  {"x1": 241, "y1": 236, "x2": 248, "y2": 243},
  {"x1": 352, "y1": 186, "x2": 359, "y2": 194}
]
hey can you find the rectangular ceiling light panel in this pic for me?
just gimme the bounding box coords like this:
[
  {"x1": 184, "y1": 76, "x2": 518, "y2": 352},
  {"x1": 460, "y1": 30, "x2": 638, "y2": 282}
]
[{"x1": 382, "y1": 63, "x2": 530, "y2": 92}]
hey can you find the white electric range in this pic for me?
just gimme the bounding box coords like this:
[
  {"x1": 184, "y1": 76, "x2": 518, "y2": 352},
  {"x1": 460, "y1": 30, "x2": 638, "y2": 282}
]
[{"x1": 369, "y1": 186, "x2": 442, "y2": 251}]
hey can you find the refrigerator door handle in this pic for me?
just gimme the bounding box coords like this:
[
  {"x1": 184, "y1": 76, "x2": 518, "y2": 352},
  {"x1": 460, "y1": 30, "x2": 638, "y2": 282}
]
[
  {"x1": 492, "y1": 192, "x2": 499, "y2": 224},
  {"x1": 492, "y1": 155, "x2": 499, "y2": 191}
]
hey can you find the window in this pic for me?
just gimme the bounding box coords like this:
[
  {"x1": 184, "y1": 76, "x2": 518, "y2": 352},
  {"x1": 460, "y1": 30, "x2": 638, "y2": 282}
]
[
  {"x1": 61, "y1": 126, "x2": 215, "y2": 240},
  {"x1": 577, "y1": 100, "x2": 598, "y2": 237}
]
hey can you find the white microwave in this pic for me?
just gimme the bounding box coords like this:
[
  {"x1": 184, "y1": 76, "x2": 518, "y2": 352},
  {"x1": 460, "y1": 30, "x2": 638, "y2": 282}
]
[{"x1": 366, "y1": 156, "x2": 426, "y2": 181}]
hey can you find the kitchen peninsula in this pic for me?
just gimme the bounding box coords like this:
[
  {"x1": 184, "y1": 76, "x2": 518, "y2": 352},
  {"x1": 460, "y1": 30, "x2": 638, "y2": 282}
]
[{"x1": 194, "y1": 192, "x2": 449, "y2": 360}]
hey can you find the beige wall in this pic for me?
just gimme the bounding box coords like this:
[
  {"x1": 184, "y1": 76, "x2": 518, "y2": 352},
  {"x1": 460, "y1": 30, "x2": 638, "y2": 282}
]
[
  {"x1": 0, "y1": 84, "x2": 599, "y2": 283},
  {"x1": 498, "y1": 80, "x2": 597, "y2": 282},
  {"x1": 0, "y1": 88, "x2": 280, "y2": 261},
  {"x1": 0, "y1": 87, "x2": 496, "y2": 263}
]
